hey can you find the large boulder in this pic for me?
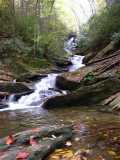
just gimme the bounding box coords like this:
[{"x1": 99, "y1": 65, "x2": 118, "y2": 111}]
[
  {"x1": 56, "y1": 76, "x2": 80, "y2": 91},
  {"x1": 53, "y1": 57, "x2": 72, "y2": 68},
  {"x1": 0, "y1": 82, "x2": 31, "y2": 94},
  {"x1": 43, "y1": 78, "x2": 120, "y2": 109}
]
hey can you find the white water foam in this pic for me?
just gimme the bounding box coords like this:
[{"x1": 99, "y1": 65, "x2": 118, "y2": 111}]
[
  {"x1": 1, "y1": 74, "x2": 61, "y2": 111},
  {"x1": 68, "y1": 55, "x2": 85, "y2": 72}
]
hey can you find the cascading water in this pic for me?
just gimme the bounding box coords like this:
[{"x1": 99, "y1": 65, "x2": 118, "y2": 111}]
[
  {"x1": 7, "y1": 74, "x2": 61, "y2": 110},
  {"x1": 1, "y1": 37, "x2": 84, "y2": 111},
  {"x1": 64, "y1": 36, "x2": 77, "y2": 55},
  {"x1": 68, "y1": 55, "x2": 85, "y2": 72}
]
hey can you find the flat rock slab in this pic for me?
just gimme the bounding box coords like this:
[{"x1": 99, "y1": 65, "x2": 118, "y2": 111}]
[
  {"x1": 0, "y1": 126, "x2": 72, "y2": 160},
  {"x1": 43, "y1": 78, "x2": 120, "y2": 109},
  {"x1": 0, "y1": 103, "x2": 8, "y2": 109},
  {"x1": 17, "y1": 73, "x2": 47, "y2": 83},
  {"x1": 62, "y1": 50, "x2": 120, "y2": 83}
]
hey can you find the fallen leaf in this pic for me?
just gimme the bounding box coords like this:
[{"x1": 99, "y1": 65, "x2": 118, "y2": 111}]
[
  {"x1": 16, "y1": 151, "x2": 30, "y2": 159},
  {"x1": 96, "y1": 155, "x2": 106, "y2": 160},
  {"x1": 51, "y1": 135, "x2": 57, "y2": 139},
  {"x1": 108, "y1": 150, "x2": 116, "y2": 156},
  {"x1": 5, "y1": 134, "x2": 14, "y2": 145},
  {"x1": 48, "y1": 149, "x2": 73, "y2": 160},
  {"x1": 29, "y1": 136, "x2": 38, "y2": 146},
  {"x1": 74, "y1": 137, "x2": 80, "y2": 142},
  {"x1": 65, "y1": 141, "x2": 72, "y2": 147}
]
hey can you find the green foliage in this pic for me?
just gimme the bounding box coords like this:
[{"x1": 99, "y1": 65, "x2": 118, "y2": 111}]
[
  {"x1": 36, "y1": 20, "x2": 68, "y2": 59},
  {"x1": 78, "y1": 4, "x2": 120, "y2": 51},
  {"x1": 111, "y1": 32, "x2": 120, "y2": 44},
  {"x1": 0, "y1": 0, "x2": 68, "y2": 61},
  {"x1": 0, "y1": 2, "x2": 13, "y2": 35},
  {"x1": 15, "y1": 16, "x2": 36, "y2": 43},
  {"x1": 84, "y1": 72, "x2": 95, "y2": 81},
  {"x1": 78, "y1": 33, "x2": 90, "y2": 51},
  {"x1": 0, "y1": 38, "x2": 31, "y2": 57},
  {"x1": 21, "y1": 55, "x2": 51, "y2": 69}
]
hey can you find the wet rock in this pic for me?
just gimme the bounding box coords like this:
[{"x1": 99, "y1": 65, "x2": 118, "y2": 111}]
[
  {"x1": 0, "y1": 82, "x2": 31, "y2": 94},
  {"x1": 89, "y1": 41, "x2": 115, "y2": 63},
  {"x1": 43, "y1": 78, "x2": 120, "y2": 109},
  {"x1": 10, "y1": 90, "x2": 34, "y2": 101},
  {"x1": 53, "y1": 57, "x2": 72, "y2": 68},
  {"x1": 51, "y1": 68, "x2": 68, "y2": 73},
  {"x1": 102, "y1": 92, "x2": 120, "y2": 111},
  {"x1": 56, "y1": 76, "x2": 80, "y2": 91},
  {"x1": 0, "y1": 92, "x2": 9, "y2": 101},
  {"x1": 83, "y1": 52, "x2": 96, "y2": 64},
  {"x1": 0, "y1": 103, "x2": 8, "y2": 109},
  {"x1": 61, "y1": 50, "x2": 120, "y2": 84},
  {"x1": 0, "y1": 126, "x2": 72, "y2": 160},
  {"x1": 17, "y1": 73, "x2": 47, "y2": 83}
]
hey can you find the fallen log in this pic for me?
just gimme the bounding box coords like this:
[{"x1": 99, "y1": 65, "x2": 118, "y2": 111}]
[{"x1": 0, "y1": 126, "x2": 72, "y2": 160}]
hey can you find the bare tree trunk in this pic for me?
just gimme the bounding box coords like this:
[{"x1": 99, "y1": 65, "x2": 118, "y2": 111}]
[{"x1": 33, "y1": 0, "x2": 39, "y2": 56}]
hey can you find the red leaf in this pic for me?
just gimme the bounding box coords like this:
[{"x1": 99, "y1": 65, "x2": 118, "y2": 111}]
[
  {"x1": 29, "y1": 136, "x2": 38, "y2": 145},
  {"x1": 5, "y1": 134, "x2": 14, "y2": 145},
  {"x1": 16, "y1": 151, "x2": 30, "y2": 159}
]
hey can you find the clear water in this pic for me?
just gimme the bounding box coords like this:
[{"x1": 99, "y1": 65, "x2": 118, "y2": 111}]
[
  {"x1": 0, "y1": 106, "x2": 119, "y2": 159},
  {"x1": 0, "y1": 37, "x2": 120, "y2": 159}
]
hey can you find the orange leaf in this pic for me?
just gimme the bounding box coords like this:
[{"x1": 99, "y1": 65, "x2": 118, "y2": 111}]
[
  {"x1": 16, "y1": 151, "x2": 30, "y2": 159},
  {"x1": 5, "y1": 134, "x2": 14, "y2": 145},
  {"x1": 96, "y1": 155, "x2": 105, "y2": 160},
  {"x1": 31, "y1": 128, "x2": 40, "y2": 133}
]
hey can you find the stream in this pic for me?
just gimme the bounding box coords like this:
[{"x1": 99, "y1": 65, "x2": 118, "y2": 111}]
[{"x1": 0, "y1": 38, "x2": 120, "y2": 159}]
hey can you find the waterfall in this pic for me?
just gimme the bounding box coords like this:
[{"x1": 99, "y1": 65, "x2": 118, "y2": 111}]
[
  {"x1": 64, "y1": 37, "x2": 77, "y2": 55},
  {"x1": 0, "y1": 37, "x2": 85, "y2": 111},
  {"x1": 68, "y1": 55, "x2": 85, "y2": 72},
  {"x1": 6, "y1": 74, "x2": 61, "y2": 110},
  {"x1": 8, "y1": 94, "x2": 15, "y2": 103}
]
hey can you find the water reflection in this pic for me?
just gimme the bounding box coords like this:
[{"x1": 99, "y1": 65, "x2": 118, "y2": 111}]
[{"x1": 0, "y1": 106, "x2": 119, "y2": 138}]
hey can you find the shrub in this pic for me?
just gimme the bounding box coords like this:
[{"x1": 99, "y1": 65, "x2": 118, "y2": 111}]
[
  {"x1": 78, "y1": 33, "x2": 90, "y2": 51},
  {"x1": 78, "y1": 4, "x2": 120, "y2": 51},
  {"x1": 111, "y1": 32, "x2": 120, "y2": 43}
]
